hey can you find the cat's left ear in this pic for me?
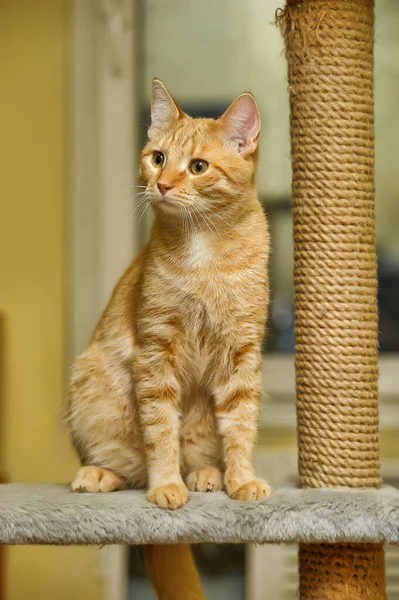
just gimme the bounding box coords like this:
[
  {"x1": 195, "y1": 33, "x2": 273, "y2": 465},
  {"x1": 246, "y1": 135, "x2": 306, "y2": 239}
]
[
  {"x1": 148, "y1": 78, "x2": 182, "y2": 139},
  {"x1": 218, "y1": 93, "x2": 261, "y2": 158}
]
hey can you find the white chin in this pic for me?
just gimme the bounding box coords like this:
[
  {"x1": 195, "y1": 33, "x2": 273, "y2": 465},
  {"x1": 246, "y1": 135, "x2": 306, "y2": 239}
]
[{"x1": 155, "y1": 200, "x2": 181, "y2": 215}]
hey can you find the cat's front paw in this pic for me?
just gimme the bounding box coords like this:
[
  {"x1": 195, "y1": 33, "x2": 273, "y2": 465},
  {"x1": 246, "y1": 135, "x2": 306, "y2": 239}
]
[
  {"x1": 225, "y1": 476, "x2": 271, "y2": 501},
  {"x1": 186, "y1": 467, "x2": 223, "y2": 492},
  {"x1": 147, "y1": 482, "x2": 189, "y2": 509},
  {"x1": 71, "y1": 466, "x2": 126, "y2": 493}
]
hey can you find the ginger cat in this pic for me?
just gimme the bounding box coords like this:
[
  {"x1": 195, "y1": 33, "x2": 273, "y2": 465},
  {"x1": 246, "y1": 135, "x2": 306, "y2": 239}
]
[{"x1": 67, "y1": 79, "x2": 270, "y2": 598}]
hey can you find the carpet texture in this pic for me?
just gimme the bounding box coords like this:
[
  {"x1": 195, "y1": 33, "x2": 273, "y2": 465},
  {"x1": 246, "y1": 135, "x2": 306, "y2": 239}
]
[{"x1": 0, "y1": 484, "x2": 398, "y2": 546}]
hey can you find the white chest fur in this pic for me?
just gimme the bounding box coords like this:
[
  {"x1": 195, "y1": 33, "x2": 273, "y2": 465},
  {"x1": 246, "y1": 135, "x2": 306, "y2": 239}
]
[{"x1": 186, "y1": 233, "x2": 212, "y2": 268}]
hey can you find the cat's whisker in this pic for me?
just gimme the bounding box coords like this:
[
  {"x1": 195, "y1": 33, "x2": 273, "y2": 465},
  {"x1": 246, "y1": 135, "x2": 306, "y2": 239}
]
[
  {"x1": 187, "y1": 209, "x2": 198, "y2": 237},
  {"x1": 194, "y1": 206, "x2": 218, "y2": 240},
  {"x1": 191, "y1": 205, "x2": 217, "y2": 237},
  {"x1": 185, "y1": 208, "x2": 194, "y2": 237},
  {"x1": 184, "y1": 208, "x2": 190, "y2": 239},
  {"x1": 129, "y1": 196, "x2": 151, "y2": 217},
  {"x1": 206, "y1": 208, "x2": 242, "y2": 235},
  {"x1": 127, "y1": 196, "x2": 148, "y2": 212},
  {"x1": 182, "y1": 207, "x2": 188, "y2": 241},
  {"x1": 104, "y1": 191, "x2": 147, "y2": 208},
  {"x1": 97, "y1": 195, "x2": 148, "y2": 229},
  {"x1": 180, "y1": 209, "x2": 184, "y2": 240},
  {"x1": 88, "y1": 193, "x2": 147, "y2": 221},
  {"x1": 191, "y1": 209, "x2": 203, "y2": 235},
  {"x1": 184, "y1": 208, "x2": 192, "y2": 237},
  {"x1": 193, "y1": 206, "x2": 221, "y2": 240},
  {"x1": 114, "y1": 185, "x2": 147, "y2": 189},
  {"x1": 137, "y1": 201, "x2": 150, "y2": 230}
]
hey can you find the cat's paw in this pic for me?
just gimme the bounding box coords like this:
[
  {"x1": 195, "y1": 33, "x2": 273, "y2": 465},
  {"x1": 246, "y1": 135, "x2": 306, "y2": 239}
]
[
  {"x1": 186, "y1": 467, "x2": 223, "y2": 492},
  {"x1": 147, "y1": 482, "x2": 189, "y2": 509},
  {"x1": 225, "y1": 476, "x2": 271, "y2": 501},
  {"x1": 71, "y1": 466, "x2": 126, "y2": 493}
]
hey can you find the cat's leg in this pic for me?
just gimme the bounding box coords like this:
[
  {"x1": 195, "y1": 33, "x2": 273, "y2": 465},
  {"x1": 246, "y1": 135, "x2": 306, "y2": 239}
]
[
  {"x1": 181, "y1": 394, "x2": 223, "y2": 492},
  {"x1": 134, "y1": 335, "x2": 188, "y2": 509},
  {"x1": 67, "y1": 348, "x2": 147, "y2": 493},
  {"x1": 213, "y1": 343, "x2": 271, "y2": 501}
]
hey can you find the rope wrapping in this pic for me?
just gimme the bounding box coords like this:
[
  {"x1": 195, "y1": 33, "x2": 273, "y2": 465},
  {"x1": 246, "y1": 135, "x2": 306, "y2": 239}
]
[{"x1": 279, "y1": 0, "x2": 386, "y2": 596}]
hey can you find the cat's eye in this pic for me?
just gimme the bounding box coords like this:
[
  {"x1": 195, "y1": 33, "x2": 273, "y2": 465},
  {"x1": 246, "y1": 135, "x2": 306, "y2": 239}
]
[
  {"x1": 152, "y1": 151, "x2": 164, "y2": 168},
  {"x1": 190, "y1": 159, "x2": 209, "y2": 175}
]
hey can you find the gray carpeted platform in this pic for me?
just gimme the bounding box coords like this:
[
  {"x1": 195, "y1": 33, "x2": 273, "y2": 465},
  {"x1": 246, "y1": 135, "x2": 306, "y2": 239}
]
[{"x1": 0, "y1": 483, "x2": 398, "y2": 546}]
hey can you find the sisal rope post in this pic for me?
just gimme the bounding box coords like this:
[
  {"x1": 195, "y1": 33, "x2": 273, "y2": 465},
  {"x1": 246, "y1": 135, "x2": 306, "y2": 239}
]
[{"x1": 278, "y1": 0, "x2": 386, "y2": 597}]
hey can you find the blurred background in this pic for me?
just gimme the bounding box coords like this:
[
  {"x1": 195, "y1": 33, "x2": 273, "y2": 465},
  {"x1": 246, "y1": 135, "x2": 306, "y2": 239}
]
[{"x1": 1, "y1": 0, "x2": 399, "y2": 599}]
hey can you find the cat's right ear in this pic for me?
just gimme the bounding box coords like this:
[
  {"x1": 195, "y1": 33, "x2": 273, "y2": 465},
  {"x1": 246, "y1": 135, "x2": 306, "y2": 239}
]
[
  {"x1": 148, "y1": 79, "x2": 182, "y2": 139},
  {"x1": 218, "y1": 93, "x2": 261, "y2": 158}
]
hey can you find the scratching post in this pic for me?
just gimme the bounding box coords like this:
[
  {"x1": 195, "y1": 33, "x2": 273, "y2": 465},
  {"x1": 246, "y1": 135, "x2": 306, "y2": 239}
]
[{"x1": 279, "y1": 0, "x2": 386, "y2": 597}]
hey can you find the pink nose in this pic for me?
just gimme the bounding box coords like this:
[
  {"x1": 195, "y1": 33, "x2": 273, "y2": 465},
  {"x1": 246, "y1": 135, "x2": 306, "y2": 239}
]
[{"x1": 157, "y1": 182, "x2": 173, "y2": 196}]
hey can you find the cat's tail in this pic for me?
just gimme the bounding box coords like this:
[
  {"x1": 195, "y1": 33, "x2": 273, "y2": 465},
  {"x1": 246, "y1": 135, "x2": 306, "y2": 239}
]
[{"x1": 143, "y1": 544, "x2": 206, "y2": 599}]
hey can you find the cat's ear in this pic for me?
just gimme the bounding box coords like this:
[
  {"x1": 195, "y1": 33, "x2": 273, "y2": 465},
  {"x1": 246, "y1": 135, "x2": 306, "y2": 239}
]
[
  {"x1": 149, "y1": 79, "x2": 182, "y2": 139},
  {"x1": 218, "y1": 93, "x2": 261, "y2": 157}
]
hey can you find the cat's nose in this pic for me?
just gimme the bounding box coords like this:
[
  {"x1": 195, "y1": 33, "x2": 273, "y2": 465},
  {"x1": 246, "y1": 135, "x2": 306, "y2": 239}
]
[{"x1": 157, "y1": 182, "x2": 173, "y2": 196}]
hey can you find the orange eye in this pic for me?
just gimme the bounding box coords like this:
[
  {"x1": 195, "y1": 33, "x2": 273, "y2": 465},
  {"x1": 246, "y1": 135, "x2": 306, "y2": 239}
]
[
  {"x1": 190, "y1": 159, "x2": 209, "y2": 175},
  {"x1": 152, "y1": 151, "x2": 164, "y2": 167}
]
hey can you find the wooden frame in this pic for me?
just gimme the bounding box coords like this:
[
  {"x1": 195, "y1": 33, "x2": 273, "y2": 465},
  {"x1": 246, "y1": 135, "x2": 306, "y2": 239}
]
[
  {"x1": 70, "y1": 1, "x2": 140, "y2": 598},
  {"x1": 69, "y1": 0, "x2": 140, "y2": 359}
]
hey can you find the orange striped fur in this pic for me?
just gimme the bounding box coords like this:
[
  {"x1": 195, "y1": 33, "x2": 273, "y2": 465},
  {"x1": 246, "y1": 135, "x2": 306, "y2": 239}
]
[
  {"x1": 67, "y1": 79, "x2": 270, "y2": 595},
  {"x1": 68, "y1": 77, "x2": 270, "y2": 503}
]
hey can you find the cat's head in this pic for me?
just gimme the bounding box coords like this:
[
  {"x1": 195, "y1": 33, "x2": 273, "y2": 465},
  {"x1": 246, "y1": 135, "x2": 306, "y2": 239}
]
[{"x1": 140, "y1": 79, "x2": 261, "y2": 215}]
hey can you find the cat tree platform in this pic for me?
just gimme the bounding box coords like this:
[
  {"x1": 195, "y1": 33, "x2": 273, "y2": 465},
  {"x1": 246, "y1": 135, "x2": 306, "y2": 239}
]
[{"x1": 1, "y1": 483, "x2": 398, "y2": 546}]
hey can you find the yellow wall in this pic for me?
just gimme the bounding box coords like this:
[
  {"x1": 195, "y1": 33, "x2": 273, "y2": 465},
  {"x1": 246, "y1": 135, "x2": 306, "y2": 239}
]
[{"x1": 0, "y1": 2, "x2": 104, "y2": 598}]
